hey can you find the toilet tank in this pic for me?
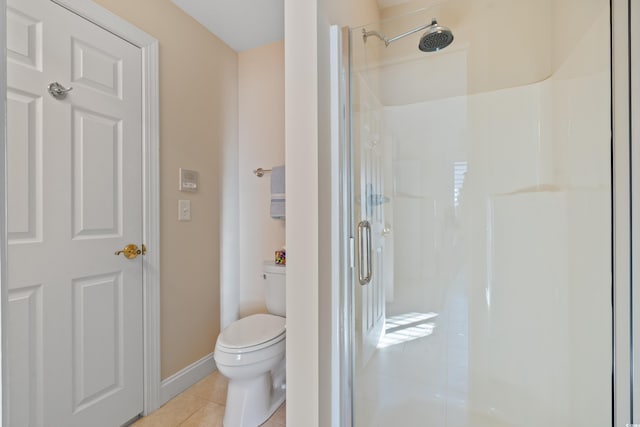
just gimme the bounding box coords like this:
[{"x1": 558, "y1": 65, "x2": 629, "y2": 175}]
[{"x1": 263, "y1": 261, "x2": 286, "y2": 316}]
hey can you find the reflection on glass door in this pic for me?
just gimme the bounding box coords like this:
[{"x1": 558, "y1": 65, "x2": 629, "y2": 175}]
[{"x1": 350, "y1": 1, "x2": 612, "y2": 426}]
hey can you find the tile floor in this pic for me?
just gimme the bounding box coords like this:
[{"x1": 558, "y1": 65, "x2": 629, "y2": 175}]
[{"x1": 131, "y1": 371, "x2": 286, "y2": 427}]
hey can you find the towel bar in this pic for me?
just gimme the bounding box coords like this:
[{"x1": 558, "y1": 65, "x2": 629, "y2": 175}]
[{"x1": 253, "y1": 167, "x2": 272, "y2": 177}]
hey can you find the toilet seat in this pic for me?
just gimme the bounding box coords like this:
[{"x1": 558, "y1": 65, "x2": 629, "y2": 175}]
[{"x1": 217, "y1": 313, "x2": 285, "y2": 354}]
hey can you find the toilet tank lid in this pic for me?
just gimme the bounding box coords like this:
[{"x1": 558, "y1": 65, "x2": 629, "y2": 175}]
[
  {"x1": 219, "y1": 314, "x2": 285, "y2": 349},
  {"x1": 263, "y1": 261, "x2": 285, "y2": 274}
]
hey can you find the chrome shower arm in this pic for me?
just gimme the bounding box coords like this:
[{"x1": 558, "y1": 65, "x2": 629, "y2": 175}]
[
  {"x1": 385, "y1": 23, "x2": 432, "y2": 45},
  {"x1": 363, "y1": 22, "x2": 432, "y2": 46}
]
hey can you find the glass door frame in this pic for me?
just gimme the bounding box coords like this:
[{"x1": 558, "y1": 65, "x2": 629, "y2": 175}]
[
  {"x1": 616, "y1": 0, "x2": 634, "y2": 424},
  {"x1": 629, "y1": 0, "x2": 640, "y2": 422}
]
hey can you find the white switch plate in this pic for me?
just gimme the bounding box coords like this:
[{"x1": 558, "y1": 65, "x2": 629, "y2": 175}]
[{"x1": 178, "y1": 199, "x2": 191, "y2": 221}]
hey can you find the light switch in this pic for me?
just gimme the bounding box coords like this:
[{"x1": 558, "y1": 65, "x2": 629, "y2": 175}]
[{"x1": 178, "y1": 200, "x2": 191, "y2": 221}]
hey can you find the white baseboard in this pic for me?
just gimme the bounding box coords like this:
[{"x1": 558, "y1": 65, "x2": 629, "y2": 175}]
[{"x1": 160, "y1": 352, "x2": 217, "y2": 405}]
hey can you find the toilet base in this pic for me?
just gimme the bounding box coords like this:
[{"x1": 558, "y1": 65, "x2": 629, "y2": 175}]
[{"x1": 223, "y1": 359, "x2": 286, "y2": 427}]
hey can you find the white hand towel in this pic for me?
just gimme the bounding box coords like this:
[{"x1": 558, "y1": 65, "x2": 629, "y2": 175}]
[{"x1": 270, "y1": 166, "x2": 285, "y2": 219}]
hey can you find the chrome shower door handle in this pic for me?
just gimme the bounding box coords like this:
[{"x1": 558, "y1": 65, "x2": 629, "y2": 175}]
[{"x1": 358, "y1": 220, "x2": 372, "y2": 285}]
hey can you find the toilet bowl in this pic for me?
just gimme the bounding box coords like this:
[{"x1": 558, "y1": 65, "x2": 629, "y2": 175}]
[
  {"x1": 214, "y1": 262, "x2": 286, "y2": 427},
  {"x1": 215, "y1": 313, "x2": 285, "y2": 427}
]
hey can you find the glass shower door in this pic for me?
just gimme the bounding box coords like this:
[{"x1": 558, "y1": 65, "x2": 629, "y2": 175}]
[{"x1": 350, "y1": 2, "x2": 612, "y2": 426}]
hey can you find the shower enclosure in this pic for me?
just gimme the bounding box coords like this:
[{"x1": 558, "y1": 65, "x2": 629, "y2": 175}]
[{"x1": 341, "y1": 1, "x2": 621, "y2": 425}]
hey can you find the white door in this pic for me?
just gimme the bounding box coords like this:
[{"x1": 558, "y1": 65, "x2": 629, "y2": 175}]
[{"x1": 7, "y1": 0, "x2": 144, "y2": 425}]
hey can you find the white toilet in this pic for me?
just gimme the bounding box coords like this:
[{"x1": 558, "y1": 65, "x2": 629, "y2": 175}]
[{"x1": 214, "y1": 261, "x2": 286, "y2": 427}]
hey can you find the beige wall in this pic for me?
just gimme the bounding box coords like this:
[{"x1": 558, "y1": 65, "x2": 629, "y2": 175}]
[
  {"x1": 238, "y1": 41, "x2": 285, "y2": 318},
  {"x1": 92, "y1": 0, "x2": 239, "y2": 380}
]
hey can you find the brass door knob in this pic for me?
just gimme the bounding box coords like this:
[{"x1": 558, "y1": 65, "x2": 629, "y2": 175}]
[{"x1": 115, "y1": 244, "x2": 142, "y2": 259}]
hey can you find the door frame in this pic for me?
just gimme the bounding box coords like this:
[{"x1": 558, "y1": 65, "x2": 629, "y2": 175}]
[{"x1": 1, "y1": 0, "x2": 162, "y2": 420}]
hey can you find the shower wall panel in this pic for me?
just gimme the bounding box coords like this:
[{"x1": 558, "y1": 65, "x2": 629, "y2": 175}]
[{"x1": 350, "y1": 1, "x2": 611, "y2": 425}]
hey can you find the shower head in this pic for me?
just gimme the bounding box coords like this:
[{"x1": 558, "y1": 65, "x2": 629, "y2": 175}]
[
  {"x1": 418, "y1": 19, "x2": 454, "y2": 52},
  {"x1": 362, "y1": 18, "x2": 454, "y2": 52}
]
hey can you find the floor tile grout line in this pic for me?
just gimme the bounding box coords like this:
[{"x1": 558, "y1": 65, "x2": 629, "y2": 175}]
[{"x1": 133, "y1": 371, "x2": 285, "y2": 426}]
